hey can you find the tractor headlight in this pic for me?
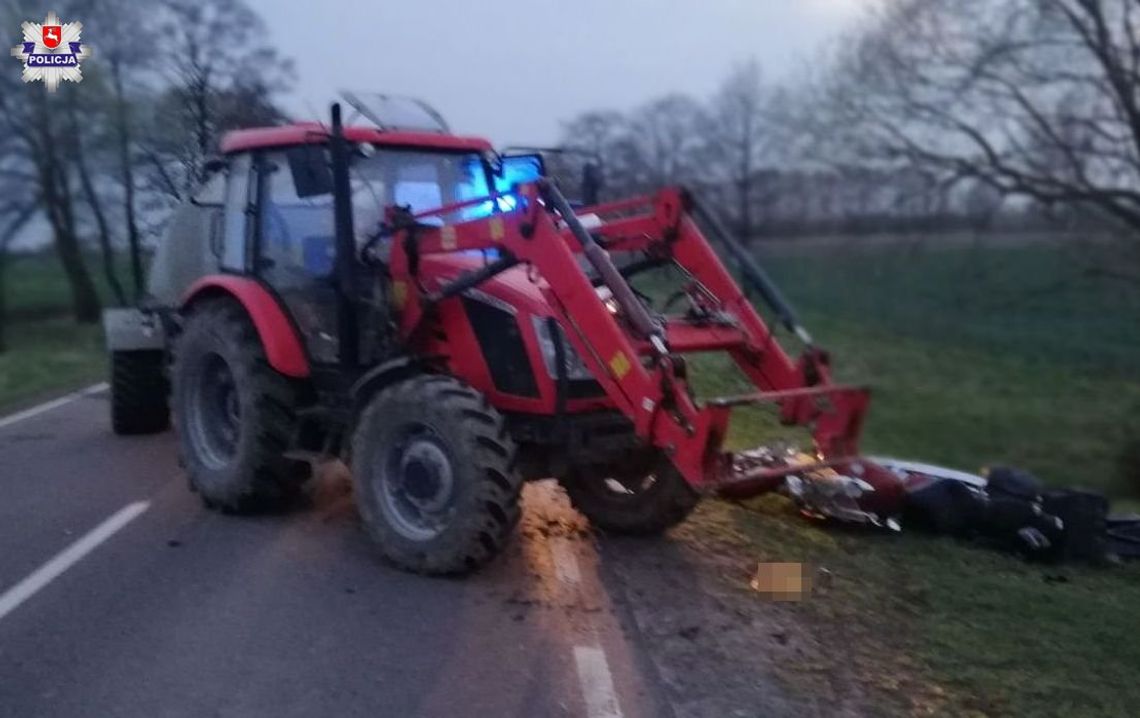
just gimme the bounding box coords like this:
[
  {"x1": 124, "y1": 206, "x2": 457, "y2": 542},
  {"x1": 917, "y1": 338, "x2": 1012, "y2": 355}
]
[{"x1": 531, "y1": 316, "x2": 595, "y2": 381}]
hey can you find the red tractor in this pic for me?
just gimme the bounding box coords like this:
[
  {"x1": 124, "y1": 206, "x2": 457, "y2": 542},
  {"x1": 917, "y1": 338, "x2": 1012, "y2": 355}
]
[{"x1": 104, "y1": 94, "x2": 872, "y2": 574}]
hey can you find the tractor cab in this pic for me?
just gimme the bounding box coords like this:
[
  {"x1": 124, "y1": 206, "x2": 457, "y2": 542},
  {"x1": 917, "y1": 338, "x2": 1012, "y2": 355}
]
[{"x1": 172, "y1": 94, "x2": 546, "y2": 368}]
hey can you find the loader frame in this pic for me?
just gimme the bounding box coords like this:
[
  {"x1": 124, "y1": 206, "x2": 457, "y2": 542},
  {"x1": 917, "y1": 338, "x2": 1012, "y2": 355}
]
[{"x1": 381, "y1": 177, "x2": 872, "y2": 494}]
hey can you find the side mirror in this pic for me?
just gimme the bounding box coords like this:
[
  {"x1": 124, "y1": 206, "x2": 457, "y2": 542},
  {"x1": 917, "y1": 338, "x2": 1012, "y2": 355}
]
[
  {"x1": 287, "y1": 145, "x2": 334, "y2": 198},
  {"x1": 495, "y1": 153, "x2": 545, "y2": 193}
]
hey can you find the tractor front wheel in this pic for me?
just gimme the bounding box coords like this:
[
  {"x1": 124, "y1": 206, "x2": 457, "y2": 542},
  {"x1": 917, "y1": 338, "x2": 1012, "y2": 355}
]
[
  {"x1": 172, "y1": 300, "x2": 309, "y2": 512},
  {"x1": 561, "y1": 458, "x2": 699, "y2": 535},
  {"x1": 351, "y1": 376, "x2": 522, "y2": 575}
]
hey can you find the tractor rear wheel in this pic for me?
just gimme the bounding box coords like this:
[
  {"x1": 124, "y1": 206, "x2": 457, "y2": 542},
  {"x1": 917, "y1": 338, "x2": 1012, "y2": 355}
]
[
  {"x1": 110, "y1": 350, "x2": 170, "y2": 435},
  {"x1": 351, "y1": 375, "x2": 522, "y2": 575},
  {"x1": 172, "y1": 300, "x2": 309, "y2": 512},
  {"x1": 561, "y1": 458, "x2": 699, "y2": 535}
]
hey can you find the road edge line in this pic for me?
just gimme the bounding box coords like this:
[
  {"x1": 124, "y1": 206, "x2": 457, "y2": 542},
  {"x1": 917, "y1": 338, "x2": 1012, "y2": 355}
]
[
  {"x1": 574, "y1": 644, "x2": 624, "y2": 718},
  {"x1": 0, "y1": 383, "x2": 109, "y2": 431},
  {"x1": 0, "y1": 500, "x2": 150, "y2": 622}
]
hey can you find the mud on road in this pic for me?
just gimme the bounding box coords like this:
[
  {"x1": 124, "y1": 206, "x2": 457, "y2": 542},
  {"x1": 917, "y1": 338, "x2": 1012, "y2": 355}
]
[{"x1": 517, "y1": 481, "x2": 909, "y2": 718}]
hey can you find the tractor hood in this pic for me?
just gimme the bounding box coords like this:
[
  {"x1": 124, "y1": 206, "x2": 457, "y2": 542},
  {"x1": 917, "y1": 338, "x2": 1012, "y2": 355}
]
[{"x1": 418, "y1": 254, "x2": 554, "y2": 315}]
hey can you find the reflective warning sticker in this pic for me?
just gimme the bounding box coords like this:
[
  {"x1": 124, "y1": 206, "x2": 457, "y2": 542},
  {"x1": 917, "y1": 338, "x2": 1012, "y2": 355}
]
[
  {"x1": 392, "y1": 280, "x2": 408, "y2": 308},
  {"x1": 490, "y1": 217, "x2": 505, "y2": 241},
  {"x1": 609, "y1": 351, "x2": 631, "y2": 379}
]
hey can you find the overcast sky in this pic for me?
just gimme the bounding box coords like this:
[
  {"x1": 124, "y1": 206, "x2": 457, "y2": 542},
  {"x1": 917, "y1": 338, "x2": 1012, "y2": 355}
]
[{"x1": 246, "y1": 0, "x2": 865, "y2": 146}]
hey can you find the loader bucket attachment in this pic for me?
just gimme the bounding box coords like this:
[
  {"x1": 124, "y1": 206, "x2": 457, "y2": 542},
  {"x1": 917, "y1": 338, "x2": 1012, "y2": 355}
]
[{"x1": 703, "y1": 385, "x2": 872, "y2": 498}]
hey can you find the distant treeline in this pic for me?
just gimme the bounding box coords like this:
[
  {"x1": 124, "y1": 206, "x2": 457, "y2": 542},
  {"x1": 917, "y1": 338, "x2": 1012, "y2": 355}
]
[{"x1": 557, "y1": 0, "x2": 1140, "y2": 273}]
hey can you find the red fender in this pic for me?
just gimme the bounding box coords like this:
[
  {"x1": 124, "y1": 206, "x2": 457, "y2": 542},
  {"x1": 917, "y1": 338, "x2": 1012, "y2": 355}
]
[{"x1": 182, "y1": 276, "x2": 310, "y2": 378}]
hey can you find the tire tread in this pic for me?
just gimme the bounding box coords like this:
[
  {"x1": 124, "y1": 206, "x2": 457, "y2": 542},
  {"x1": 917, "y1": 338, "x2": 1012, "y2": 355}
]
[
  {"x1": 111, "y1": 351, "x2": 170, "y2": 435},
  {"x1": 172, "y1": 299, "x2": 308, "y2": 512},
  {"x1": 351, "y1": 375, "x2": 522, "y2": 575}
]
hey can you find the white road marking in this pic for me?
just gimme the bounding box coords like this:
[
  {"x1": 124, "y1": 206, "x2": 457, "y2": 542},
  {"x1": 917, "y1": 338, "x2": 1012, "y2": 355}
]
[
  {"x1": 574, "y1": 645, "x2": 624, "y2": 718},
  {"x1": 0, "y1": 383, "x2": 108, "y2": 431},
  {"x1": 0, "y1": 501, "x2": 150, "y2": 622},
  {"x1": 528, "y1": 485, "x2": 627, "y2": 717},
  {"x1": 550, "y1": 537, "x2": 582, "y2": 586}
]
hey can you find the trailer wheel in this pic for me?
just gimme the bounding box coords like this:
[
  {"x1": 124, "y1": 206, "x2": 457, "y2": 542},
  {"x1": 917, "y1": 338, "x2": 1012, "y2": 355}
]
[
  {"x1": 351, "y1": 375, "x2": 522, "y2": 575},
  {"x1": 172, "y1": 299, "x2": 309, "y2": 512},
  {"x1": 562, "y1": 459, "x2": 699, "y2": 535},
  {"x1": 110, "y1": 350, "x2": 170, "y2": 435}
]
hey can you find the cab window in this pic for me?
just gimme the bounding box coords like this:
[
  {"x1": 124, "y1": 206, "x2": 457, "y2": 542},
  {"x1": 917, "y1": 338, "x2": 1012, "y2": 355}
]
[{"x1": 261, "y1": 150, "x2": 336, "y2": 281}]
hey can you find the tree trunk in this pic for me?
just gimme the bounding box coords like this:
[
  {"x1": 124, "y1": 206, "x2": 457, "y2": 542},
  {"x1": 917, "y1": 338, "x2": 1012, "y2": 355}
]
[
  {"x1": 0, "y1": 204, "x2": 40, "y2": 353},
  {"x1": 193, "y1": 74, "x2": 211, "y2": 185},
  {"x1": 737, "y1": 177, "x2": 753, "y2": 241},
  {"x1": 47, "y1": 185, "x2": 101, "y2": 324},
  {"x1": 68, "y1": 101, "x2": 127, "y2": 307},
  {"x1": 34, "y1": 92, "x2": 100, "y2": 324},
  {"x1": 111, "y1": 61, "x2": 144, "y2": 299},
  {"x1": 737, "y1": 128, "x2": 754, "y2": 242}
]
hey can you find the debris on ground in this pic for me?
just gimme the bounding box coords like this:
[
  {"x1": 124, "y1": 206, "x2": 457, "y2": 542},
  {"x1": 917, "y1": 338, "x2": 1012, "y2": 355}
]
[
  {"x1": 731, "y1": 447, "x2": 902, "y2": 529},
  {"x1": 1108, "y1": 513, "x2": 1140, "y2": 559},
  {"x1": 745, "y1": 447, "x2": 1139, "y2": 565}
]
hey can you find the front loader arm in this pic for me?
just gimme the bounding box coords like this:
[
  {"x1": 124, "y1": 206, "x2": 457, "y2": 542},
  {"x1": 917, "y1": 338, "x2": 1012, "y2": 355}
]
[{"x1": 386, "y1": 181, "x2": 870, "y2": 493}]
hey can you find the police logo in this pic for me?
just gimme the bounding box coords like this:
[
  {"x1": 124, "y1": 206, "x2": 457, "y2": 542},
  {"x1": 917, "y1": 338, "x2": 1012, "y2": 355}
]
[
  {"x1": 42, "y1": 25, "x2": 62, "y2": 49},
  {"x1": 10, "y1": 12, "x2": 90, "y2": 91}
]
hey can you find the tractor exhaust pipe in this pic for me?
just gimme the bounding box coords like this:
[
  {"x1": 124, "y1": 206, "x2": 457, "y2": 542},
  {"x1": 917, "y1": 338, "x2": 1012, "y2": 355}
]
[{"x1": 330, "y1": 103, "x2": 360, "y2": 369}]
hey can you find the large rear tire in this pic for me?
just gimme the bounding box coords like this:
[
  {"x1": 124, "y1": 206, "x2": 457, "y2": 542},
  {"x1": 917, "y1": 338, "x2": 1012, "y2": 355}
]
[
  {"x1": 561, "y1": 457, "x2": 699, "y2": 535},
  {"x1": 172, "y1": 299, "x2": 309, "y2": 512},
  {"x1": 110, "y1": 350, "x2": 170, "y2": 435},
  {"x1": 351, "y1": 375, "x2": 522, "y2": 575}
]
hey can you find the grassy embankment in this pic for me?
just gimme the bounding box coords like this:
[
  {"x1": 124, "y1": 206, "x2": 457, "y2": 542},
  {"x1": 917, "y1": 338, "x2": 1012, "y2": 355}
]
[{"x1": 0, "y1": 252, "x2": 118, "y2": 411}]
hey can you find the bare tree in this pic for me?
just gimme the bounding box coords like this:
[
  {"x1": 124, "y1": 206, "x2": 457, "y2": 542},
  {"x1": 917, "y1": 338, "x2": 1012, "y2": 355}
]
[
  {"x1": 157, "y1": 0, "x2": 293, "y2": 193},
  {"x1": 810, "y1": 0, "x2": 1140, "y2": 273},
  {"x1": 0, "y1": 202, "x2": 37, "y2": 353},
  {"x1": 561, "y1": 111, "x2": 627, "y2": 158},
  {"x1": 90, "y1": 0, "x2": 156, "y2": 298},
  {"x1": 0, "y1": 0, "x2": 101, "y2": 323},
  {"x1": 559, "y1": 100, "x2": 708, "y2": 198},
  {"x1": 560, "y1": 110, "x2": 628, "y2": 200},
  {"x1": 624, "y1": 94, "x2": 708, "y2": 191},
  {"x1": 0, "y1": 123, "x2": 39, "y2": 351},
  {"x1": 66, "y1": 81, "x2": 128, "y2": 307},
  {"x1": 706, "y1": 60, "x2": 771, "y2": 239},
  {"x1": 0, "y1": 87, "x2": 101, "y2": 324},
  {"x1": 0, "y1": 0, "x2": 293, "y2": 329}
]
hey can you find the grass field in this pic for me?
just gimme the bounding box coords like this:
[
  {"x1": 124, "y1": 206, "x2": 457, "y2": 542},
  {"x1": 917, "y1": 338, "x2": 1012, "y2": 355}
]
[
  {"x1": 676, "y1": 236, "x2": 1140, "y2": 717},
  {"x1": 0, "y1": 319, "x2": 104, "y2": 410},
  {"x1": 759, "y1": 237, "x2": 1140, "y2": 496},
  {"x1": 0, "y1": 251, "x2": 122, "y2": 411}
]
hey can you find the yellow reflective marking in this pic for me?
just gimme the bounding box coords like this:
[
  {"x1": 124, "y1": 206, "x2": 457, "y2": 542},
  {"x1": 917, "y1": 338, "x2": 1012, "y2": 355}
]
[
  {"x1": 489, "y1": 217, "x2": 505, "y2": 241},
  {"x1": 392, "y1": 280, "x2": 408, "y2": 308},
  {"x1": 609, "y1": 351, "x2": 631, "y2": 380}
]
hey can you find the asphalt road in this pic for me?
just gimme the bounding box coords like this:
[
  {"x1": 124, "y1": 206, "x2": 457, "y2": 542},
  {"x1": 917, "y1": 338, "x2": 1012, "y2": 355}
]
[{"x1": 0, "y1": 386, "x2": 679, "y2": 718}]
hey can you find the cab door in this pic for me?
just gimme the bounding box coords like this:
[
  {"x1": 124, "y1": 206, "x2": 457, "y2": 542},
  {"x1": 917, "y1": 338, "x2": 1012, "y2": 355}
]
[{"x1": 256, "y1": 148, "x2": 342, "y2": 364}]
